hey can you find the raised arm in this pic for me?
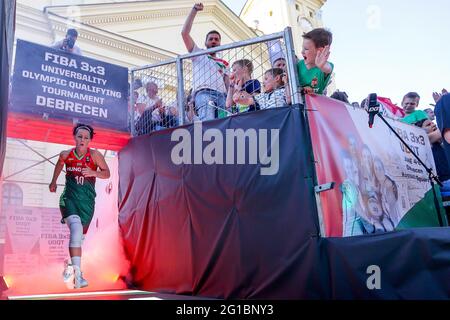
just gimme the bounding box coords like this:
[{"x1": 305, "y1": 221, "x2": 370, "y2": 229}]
[
  {"x1": 186, "y1": 101, "x2": 197, "y2": 122},
  {"x1": 49, "y1": 150, "x2": 69, "y2": 192},
  {"x1": 226, "y1": 84, "x2": 236, "y2": 109},
  {"x1": 226, "y1": 74, "x2": 238, "y2": 109},
  {"x1": 181, "y1": 3, "x2": 203, "y2": 53},
  {"x1": 433, "y1": 88, "x2": 448, "y2": 104},
  {"x1": 315, "y1": 45, "x2": 332, "y2": 75}
]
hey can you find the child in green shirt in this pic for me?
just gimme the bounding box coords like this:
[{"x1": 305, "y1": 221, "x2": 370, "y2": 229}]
[
  {"x1": 399, "y1": 92, "x2": 429, "y2": 124},
  {"x1": 297, "y1": 28, "x2": 334, "y2": 95}
]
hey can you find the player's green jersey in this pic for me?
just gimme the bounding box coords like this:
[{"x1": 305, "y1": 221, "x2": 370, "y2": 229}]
[{"x1": 59, "y1": 148, "x2": 97, "y2": 227}]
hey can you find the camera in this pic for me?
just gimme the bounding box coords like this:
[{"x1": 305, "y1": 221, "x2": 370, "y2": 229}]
[{"x1": 65, "y1": 36, "x2": 76, "y2": 49}]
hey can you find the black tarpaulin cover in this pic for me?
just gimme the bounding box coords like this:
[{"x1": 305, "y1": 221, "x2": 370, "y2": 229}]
[
  {"x1": 118, "y1": 108, "x2": 450, "y2": 299},
  {"x1": 321, "y1": 228, "x2": 450, "y2": 299}
]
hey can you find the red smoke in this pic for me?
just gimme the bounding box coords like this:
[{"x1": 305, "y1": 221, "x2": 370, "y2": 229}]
[{"x1": 2, "y1": 157, "x2": 131, "y2": 297}]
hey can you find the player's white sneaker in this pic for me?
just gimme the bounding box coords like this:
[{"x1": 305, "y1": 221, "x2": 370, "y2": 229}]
[
  {"x1": 62, "y1": 259, "x2": 74, "y2": 289},
  {"x1": 73, "y1": 266, "x2": 88, "y2": 289}
]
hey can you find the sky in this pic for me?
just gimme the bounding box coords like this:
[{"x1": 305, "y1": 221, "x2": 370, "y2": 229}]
[
  {"x1": 223, "y1": 0, "x2": 450, "y2": 109},
  {"x1": 222, "y1": 0, "x2": 248, "y2": 14}
]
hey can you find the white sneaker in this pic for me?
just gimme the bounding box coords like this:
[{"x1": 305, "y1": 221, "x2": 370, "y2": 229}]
[
  {"x1": 73, "y1": 266, "x2": 88, "y2": 289},
  {"x1": 62, "y1": 259, "x2": 74, "y2": 289}
]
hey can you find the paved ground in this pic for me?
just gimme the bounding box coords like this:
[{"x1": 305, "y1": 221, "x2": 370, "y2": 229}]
[{"x1": 4, "y1": 289, "x2": 215, "y2": 300}]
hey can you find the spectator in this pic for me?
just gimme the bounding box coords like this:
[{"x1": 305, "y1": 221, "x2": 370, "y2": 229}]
[
  {"x1": 136, "y1": 81, "x2": 162, "y2": 114},
  {"x1": 273, "y1": 57, "x2": 287, "y2": 72},
  {"x1": 133, "y1": 78, "x2": 146, "y2": 102},
  {"x1": 151, "y1": 101, "x2": 179, "y2": 131},
  {"x1": 134, "y1": 81, "x2": 163, "y2": 135},
  {"x1": 330, "y1": 90, "x2": 350, "y2": 104},
  {"x1": 351, "y1": 102, "x2": 361, "y2": 109},
  {"x1": 414, "y1": 118, "x2": 450, "y2": 184},
  {"x1": 226, "y1": 59, "x2": 261, "y2": 114},
  {"x1": 424, "y1": 108, "x2": 436, "y2": 121},
  {"x1": 434, "y1": 93, "x2": 450, "y2": 223},
  {"x1": 400, "y1": 92, "x2": 428, "y2": 125},
  {"x1": 51, "y1": 28, "x2": 83, "y2": 55},
  {"x1": 233, "y1": 68, "x2": 291, "y2": 110},
  {"x1": 434, "y1": 94, "x2": 450, "y2": 182},
  {"x1": 360, "y1": 98, "x2": 368, "y2": 110},
  {"x1": 297, "y1": 28, "x2": 334, "y2": 95},
  {"x1": 129, "y1": 79, "x2": 144, "y2": 118},
  {"x1": 181, "y1": 2, "x2": 228, "y2": 121},
  {"x1": 132, "y1": 78, "x2": 142, "y2": 89}
]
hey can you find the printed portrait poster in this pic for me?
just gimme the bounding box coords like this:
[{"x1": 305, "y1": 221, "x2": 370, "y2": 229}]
[{"x1": 306, "y1": 95, "x2": 446, "y2": 237}]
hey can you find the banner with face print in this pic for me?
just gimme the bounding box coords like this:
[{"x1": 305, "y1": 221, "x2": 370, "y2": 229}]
[{"x1": 306, "y1": 95, "x2": 447, "y2": 237}]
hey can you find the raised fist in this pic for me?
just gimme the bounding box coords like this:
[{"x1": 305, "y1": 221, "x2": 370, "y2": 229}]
[{"x1": 193, "y1": 3, "x2": 204, "y2": 11}]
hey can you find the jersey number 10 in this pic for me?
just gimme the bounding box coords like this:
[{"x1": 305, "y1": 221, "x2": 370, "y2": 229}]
[{"x1": 75, "y1": 176, "x2": 85, "y2": 185}]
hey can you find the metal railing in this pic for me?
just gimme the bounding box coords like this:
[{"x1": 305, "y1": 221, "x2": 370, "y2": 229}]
[{"x1": 129, "y1": 27, "x2": 301, "y2": 136}]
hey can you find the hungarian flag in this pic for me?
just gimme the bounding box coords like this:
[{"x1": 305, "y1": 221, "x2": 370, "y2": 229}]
[
  {"x1": 207, "y1": 55, "x2": 229, "y2": 74},
  {"x1": 378, "y1": 96, "x2": 405, "y2": 119}
]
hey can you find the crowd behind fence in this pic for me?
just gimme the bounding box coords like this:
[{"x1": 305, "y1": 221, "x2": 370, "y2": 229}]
[{"x1": 129, "y1": 28, "x2": 301, "y2": 137}]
